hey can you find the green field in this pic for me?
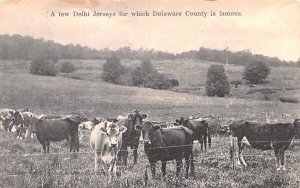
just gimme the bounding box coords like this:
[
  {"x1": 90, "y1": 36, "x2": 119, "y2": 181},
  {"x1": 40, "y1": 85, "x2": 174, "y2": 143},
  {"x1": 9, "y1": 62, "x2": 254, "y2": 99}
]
[{"x1": 0, "y1": 59, "x2": 299, "y2": 187}]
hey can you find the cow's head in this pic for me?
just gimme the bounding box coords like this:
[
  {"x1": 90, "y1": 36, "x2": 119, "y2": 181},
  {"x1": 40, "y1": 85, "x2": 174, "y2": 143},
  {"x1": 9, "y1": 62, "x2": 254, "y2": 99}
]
[
  {"x1": 135, "y1": 122, "x2": 161, "y2": 145},
  {"x1": 175, "y1": 117, "x2": 189, "y2": 126},
  {"x1": 293, "y1": 119, "x2": 300, "y2": 135},
  {"x1": 128, "y1": 111, "x2": 148, "y2": 128},
  {"x1": 11, "y1": 111, "x2": 24, "y2": 126},
  {"x1": 100, "y1": 121, "x2": 127, "y2": 147}
]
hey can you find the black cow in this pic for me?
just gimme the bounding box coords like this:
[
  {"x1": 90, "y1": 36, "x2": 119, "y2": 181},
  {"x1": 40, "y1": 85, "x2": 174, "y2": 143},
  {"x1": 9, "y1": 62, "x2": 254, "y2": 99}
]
[
  {"x1": 117, "y1": 110, "x2": 148, "y2": 166},
  {"x1": 135, "y1": 122, "x2": 193, "y2": 179},
  {"x1": 30, "y1": 115, "x2": 83, "y2": 153},
  {"x1": 230, "y1": 119, "x2": 300, "y2": 170},
  {"x1": 176, "y1": 117, "x2": 211, "y2": 151}
]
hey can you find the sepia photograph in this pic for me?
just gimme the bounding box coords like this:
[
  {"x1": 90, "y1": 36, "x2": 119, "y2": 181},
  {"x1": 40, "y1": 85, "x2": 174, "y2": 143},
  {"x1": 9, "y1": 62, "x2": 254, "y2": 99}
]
[{"x1": 0, "y1": 0, "x2": 299, "y2": 187}]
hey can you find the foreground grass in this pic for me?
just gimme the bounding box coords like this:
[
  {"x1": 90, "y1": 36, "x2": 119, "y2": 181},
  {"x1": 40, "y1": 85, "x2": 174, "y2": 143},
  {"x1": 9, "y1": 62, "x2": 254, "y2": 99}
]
[{"x1": 0, "y1": 130, "x2": 299, "y2": 188}]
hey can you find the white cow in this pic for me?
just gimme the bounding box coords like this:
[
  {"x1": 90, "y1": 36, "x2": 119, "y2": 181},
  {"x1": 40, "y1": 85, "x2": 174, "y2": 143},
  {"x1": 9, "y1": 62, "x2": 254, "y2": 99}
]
[{"x1": 90, "y1": 121, "x2": 127, "y2": 183}]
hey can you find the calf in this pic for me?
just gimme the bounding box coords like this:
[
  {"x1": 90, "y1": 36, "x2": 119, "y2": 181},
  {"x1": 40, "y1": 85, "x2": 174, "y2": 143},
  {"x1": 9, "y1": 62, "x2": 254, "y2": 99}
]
[
  {"x1": 135, "y1": 122, "x2": 193, "y2": 179},
  {"x1": 230, "y1": 119, "x2": 300, "y2": 170},
  {"x1": 90, "y1": 121, "x2": 127, "y2": 183}
]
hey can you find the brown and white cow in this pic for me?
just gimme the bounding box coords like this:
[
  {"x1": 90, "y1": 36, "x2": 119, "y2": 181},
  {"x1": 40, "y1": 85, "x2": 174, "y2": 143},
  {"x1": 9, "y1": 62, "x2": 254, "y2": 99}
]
[
  {"x1": 90, "y1": 121, "x2": 127, "y2": 183},
  {"x1": 230, "y1": 119, "x2": 300, "y2": 170}
]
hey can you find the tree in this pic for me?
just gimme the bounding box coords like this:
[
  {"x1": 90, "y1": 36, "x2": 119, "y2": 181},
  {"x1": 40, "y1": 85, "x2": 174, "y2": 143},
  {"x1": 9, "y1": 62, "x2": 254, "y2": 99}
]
[
  {"x1": 29, "y1": 58, "x2": 57, "y2": 76},
  {"x1": 205, "y1": 64, "x2": 230, "y2": 97},
  {"x1": 243, "y1": 60, "x2": 270, "y2": 84},
  {"x1": 60, "y1": 61, "x2": 76, "y2": 73},
  {"x1": 101, "y1": 56, "x2": 125, "y2": 84}
]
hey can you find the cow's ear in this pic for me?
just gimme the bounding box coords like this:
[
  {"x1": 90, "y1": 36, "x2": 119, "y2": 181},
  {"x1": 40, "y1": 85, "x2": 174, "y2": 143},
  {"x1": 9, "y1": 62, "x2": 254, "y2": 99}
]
[
  {"x1": 135, "y1": 124, "x2": 142, "y2": 131},
  {"x1": 175, "y1": 119, "x2": 180, "y2": 123},
  {"x1": 142, "y1": 113, "x2": 148, "y2": 119},
  {"x1": 9, "y1": 111, "x2": 14, "y2": 115},
  {"x1": 153, "y1": 125, "x2": 161, "y2": 131},
  {"x1": 119, "y1": 126, "x2": 127, "y2": 134},
  {"x1": 127, "y1": 114, "x2": 134, "y2": 119}
]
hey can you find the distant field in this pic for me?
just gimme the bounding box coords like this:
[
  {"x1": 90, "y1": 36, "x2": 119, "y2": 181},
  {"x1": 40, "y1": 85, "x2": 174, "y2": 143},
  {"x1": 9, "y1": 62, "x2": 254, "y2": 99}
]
[{"x1": 0, "y1": 59, "x2": 299, "y2": 187}]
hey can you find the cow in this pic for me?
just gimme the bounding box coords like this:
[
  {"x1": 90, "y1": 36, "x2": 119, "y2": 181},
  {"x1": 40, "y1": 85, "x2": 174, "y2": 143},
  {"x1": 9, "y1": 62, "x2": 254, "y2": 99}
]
[
  {"x1": 135, "y1": 122, "x2": 193, "y2": 179},
  {"x1": 11, "y1": 111, "x2": 36, "y2": 139},
  {"x1": 90, "y1": 121, "x2": 127, "y2": 183},
  {"x1": 229, "y1": 119, "x2": 300, "y2": 170},
  {"x1": 30, "y1": 115, "x2": 82, "y2": 153},
  {"x1": 78, "y1": 118, "x2": 104, "y2": 140},
  {"x1": 0, "y1": 108, "x2": 15, "y2": 131},
  {"x1": 175, "y1": 117, "x2": 211, "y2": 151},
  {"x1": 117, "y1": 110, "x2": 148, "y2": 166}
]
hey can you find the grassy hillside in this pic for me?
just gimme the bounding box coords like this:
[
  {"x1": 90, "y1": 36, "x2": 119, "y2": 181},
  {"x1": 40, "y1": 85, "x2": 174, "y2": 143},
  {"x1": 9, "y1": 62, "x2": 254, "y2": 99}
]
[{"x1": 0, "y1": 60, "x2": 299, "y2": 122}]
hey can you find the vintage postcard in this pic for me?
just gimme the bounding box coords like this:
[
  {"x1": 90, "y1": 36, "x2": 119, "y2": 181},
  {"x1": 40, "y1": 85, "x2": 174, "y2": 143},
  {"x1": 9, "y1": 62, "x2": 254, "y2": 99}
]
[{"x1": 0, "y1": 0, "x2": 299, "y2": 187}]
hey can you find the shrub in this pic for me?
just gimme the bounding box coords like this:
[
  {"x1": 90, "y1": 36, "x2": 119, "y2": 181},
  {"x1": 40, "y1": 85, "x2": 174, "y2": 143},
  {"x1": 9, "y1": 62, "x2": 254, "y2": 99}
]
[
  {"x1": 60, "y1": 61, "x2": 76, "y2": 73},
  {"x1": 29, "y1": 58, "x2": 57, "y2": 76},
  {"x1": 132, "y1": 59, "x2": 173, "y2": 89},
  {"x1": 243, "y1": 60, "x2": 270, "y2": 84},
  {"x1": 279, "y1": 96, "x2": 299, "y2": 103},
  {"x1": 101, "y1": 56, "x2": 125, "y2": 84},
  {"x1": 205, "y1": 64, "x2": 230, "y2": 97}
]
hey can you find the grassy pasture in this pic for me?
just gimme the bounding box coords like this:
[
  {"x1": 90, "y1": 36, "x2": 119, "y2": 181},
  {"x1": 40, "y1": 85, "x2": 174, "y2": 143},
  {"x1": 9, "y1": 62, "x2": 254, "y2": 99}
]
[{"x1": 0, "y1": 59, "x2": 299, "y2": 187}]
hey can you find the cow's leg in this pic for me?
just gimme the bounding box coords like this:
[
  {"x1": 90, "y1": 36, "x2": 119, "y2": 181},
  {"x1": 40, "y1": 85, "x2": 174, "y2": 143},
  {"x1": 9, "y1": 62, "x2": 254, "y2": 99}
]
[
  {"x1": 133, "y1": 146, "x2": 138, "y2": 165},
  {"x1": 108, "y1": 158, "x2": 117, "y2": 183},
  {"x1": 208, "y1": 133, "x2": 212, "y2": 149},
  {"x1": 70, "y1": 137, "x2": 74, "y2": 152},
  {"x1": 94, "y1": 152, "x2": 99, "y2": 173},
  {"x1": 161, "y1": 161, "x2": 167, "y2": 179},
  {"x1": 176, "y1": 159, "x2": 183, "y2": 177},
  {"x1": 42, "y1": 142, "x2": 47, "y2": 153},
  {"x1": 280, "y1": 149, "x2": 286, "y2": 171},
  {"x1": 184, "y1": 153, "x2": 190, "y2": 179},
  {"x1": 190, "y1": 144, "x2": 195, "y2": 175},
  {"x1": 46, "y1": 141, "x2": 50, "y2": 153},
  {"x1": 274, "y1": 149, "x2": 280, "y2": 170},
  {"x1": 150, "y1": 162, "x2": 156, "y2": 179},
  {"x1": 199, "y1": 138, "x2": 204, "y2": 151},
  {"x1": 25, "y1": 129, "x2": 29, "y2": 138},
  {"x1": 203, "y1": 134, "x2": 207, "y2": 152},
  {"x1": 239, "y1": 151, "x2": 247, "y2": 167},
  {"x1": 122, "y1": 148, "x2": 129, "y2": 166}
]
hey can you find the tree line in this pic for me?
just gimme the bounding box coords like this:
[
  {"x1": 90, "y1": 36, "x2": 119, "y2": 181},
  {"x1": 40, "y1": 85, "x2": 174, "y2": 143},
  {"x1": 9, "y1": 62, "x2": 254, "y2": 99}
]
[{"x1": 0, "y1": 34, "x2": 298, "y2": 67}]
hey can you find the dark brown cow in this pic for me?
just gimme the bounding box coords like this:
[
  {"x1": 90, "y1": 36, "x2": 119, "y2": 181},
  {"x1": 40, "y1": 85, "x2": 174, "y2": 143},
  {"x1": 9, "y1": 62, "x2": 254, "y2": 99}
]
[
  {"x1": 175, "y1": 117, "x2": 210, "y2": 174},
  {"x1": 135, "y1": 122, "x2": 193, "y2": 179},
  {"x1": 175, "y1": 117, "x2": 210, "y2": 151},
  {"x1": 30, "y1": 115, "x2": 83, "y2": 153},
  {"x1": 230, "y1": 119, "x2": 300, "y2": 170},
  {"x1": 116, "y1": 111, "x2": 148, "y2": 166}
]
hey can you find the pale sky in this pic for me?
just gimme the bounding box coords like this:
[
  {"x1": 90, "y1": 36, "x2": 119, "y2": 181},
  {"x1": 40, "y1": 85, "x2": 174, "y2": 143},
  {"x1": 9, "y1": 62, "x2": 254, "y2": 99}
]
[{"x1": 0, "y1": 0, "x2": 299, "y2": 61}]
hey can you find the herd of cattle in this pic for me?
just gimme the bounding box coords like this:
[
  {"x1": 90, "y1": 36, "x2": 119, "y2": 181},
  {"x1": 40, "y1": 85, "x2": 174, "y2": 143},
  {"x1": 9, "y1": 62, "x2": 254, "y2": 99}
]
[{"x1": 0, "y1": 108, "x2": 299, "y2": 182}]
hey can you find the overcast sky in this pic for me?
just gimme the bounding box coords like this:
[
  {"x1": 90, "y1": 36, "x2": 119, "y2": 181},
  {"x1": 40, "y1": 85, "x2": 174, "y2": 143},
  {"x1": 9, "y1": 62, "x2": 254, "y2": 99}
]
[{"x1": 0, "y1": 0, "x2": 299, "y2": 61}]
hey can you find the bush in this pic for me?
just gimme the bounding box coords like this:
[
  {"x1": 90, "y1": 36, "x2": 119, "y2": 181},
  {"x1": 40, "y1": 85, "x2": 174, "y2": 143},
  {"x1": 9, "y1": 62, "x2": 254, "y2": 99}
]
[
  {"x1": 243, "y1": 60, "x2": 270, "y2": 84},
  {"x1": 205, "y1": 64, "x2": 230, "y2": 97},
  {"x1": 60, "y1": 61, "x2": 76, "y2": 73},
  {"x1": 279, "y1": 96, "x2": 299, "y2": 103},
  {"x1": 29, "y1": 58, "x2": 57, "y2": 76},
  {"x1": 101, "y1": 56, "x2": 125, "y2": 84},
  {"x1": 132, "y1": 59, "x2": 173, "y2": 89}
]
